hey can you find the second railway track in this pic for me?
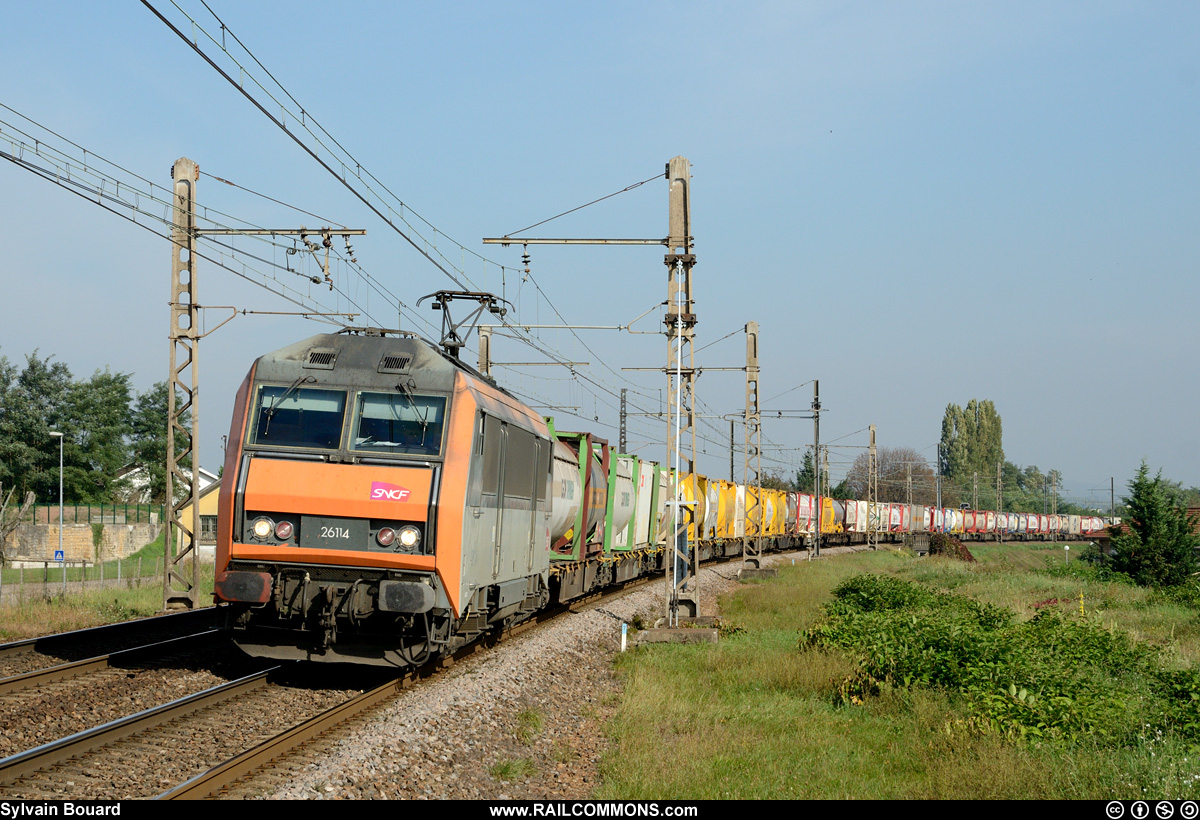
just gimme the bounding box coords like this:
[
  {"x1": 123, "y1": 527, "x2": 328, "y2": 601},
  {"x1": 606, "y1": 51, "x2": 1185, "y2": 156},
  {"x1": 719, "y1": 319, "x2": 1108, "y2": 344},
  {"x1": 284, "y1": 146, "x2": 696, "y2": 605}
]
[
  {"x1": 0, "y1": 663, "x2": 390, "y2": 800},
  {"x1": 0, "y1": 608, "x2": 220, "y2": 679}
]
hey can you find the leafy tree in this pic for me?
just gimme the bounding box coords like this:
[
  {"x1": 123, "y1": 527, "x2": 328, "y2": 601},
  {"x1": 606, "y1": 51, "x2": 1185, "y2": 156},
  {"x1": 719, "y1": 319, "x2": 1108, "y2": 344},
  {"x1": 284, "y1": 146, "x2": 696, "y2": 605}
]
[
  {"x1": 0, "y1": 350, "x2": 73, "y2": 502},
  {"x1": 127, "y1": 381, "x2": 190, "y2": 504},
  {"x1": 939, "y1": 404, "x2": 968, "y2": 478},
  {"x1": 791, "y1": 450, "x2": 848, "y2": 497},
  {"x1": 761, "y1": 473, "x2": 793, "y2": 491},
  {"x1": 1158, "y1": 479, "x2": 1200, "y2": 510},
  {"x1": 0, "y1": 351, "x2": 138, "y2": 504},
  {"x1": 795, "y1": 451, "x2": 817, "y2": 495},
  {"x1": 939, "y1": 399, "x2": 1003, "y2": 481},
  {"x1": 0, "y1": 354, "x2": 16, "y2": 491},
  {"x1": 65, "y1": 368, "x2": 132, "y2": 502},
  {"x1": 843, "y1": 446, "x2": 937, "y2": 506},
  {"x1": 1108, "y1": 462, "x2": 1200, "y2": 587},
  {"x1": 0, "y1": 483, "x2": 35, "y2": 565}
]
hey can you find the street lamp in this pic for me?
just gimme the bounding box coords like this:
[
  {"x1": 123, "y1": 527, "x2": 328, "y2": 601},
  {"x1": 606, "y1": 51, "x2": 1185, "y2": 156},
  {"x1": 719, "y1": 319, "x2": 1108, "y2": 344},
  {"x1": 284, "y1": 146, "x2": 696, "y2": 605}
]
[{"x1": 49, "y1": 431, "x2": 63, "y2": 587}]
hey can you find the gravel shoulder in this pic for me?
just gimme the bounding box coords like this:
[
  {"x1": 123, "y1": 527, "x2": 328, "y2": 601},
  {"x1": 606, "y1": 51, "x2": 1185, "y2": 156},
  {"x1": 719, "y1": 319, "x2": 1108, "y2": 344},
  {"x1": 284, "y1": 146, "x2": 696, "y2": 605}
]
[{"x1": 247, "y1": 548, "x2": 840, "y2": 800}]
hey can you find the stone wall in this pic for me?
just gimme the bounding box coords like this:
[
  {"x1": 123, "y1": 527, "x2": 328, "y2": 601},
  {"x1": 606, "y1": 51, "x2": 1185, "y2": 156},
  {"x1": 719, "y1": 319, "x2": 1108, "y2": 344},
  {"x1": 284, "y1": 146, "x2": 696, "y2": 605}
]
[
  {"x1": 98, "y1": 524, "x2": 160, "y2": 561},
  {"x1": 2, "y1": 522, "x2": 160, "y2": 565}
]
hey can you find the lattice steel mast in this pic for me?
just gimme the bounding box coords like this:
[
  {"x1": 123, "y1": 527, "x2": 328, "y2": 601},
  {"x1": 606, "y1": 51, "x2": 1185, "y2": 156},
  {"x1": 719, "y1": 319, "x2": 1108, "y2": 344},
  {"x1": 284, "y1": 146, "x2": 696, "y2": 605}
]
[
  {"x1": 482, "y1": 157, "x2": 701, "y2": 623},
  {"x1": 164, "y1": 158, "x2": 200, "y2": 611},
  {"x1": 867, "y1": 424, "x2": 878, "y2": 550},
  {"x1": 163, "y1": 158, "x2": 364, "y2": 611},
  {"x1": 665, "y1": 156, "x2": 699, "y2": 623},
  {"x1": 742, "y1": 321, "x2": 762, "y2": 569}
]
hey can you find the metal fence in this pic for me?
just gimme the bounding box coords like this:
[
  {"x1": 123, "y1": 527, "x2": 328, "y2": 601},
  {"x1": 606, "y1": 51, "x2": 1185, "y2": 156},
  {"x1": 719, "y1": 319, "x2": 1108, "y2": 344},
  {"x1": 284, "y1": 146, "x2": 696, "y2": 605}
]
[
  {"x1": 0, "y1": 557, "x2": 162, "y2": 605},
  {"x1": 28, "y1": 504, "x2": 165, "y2": 525}
]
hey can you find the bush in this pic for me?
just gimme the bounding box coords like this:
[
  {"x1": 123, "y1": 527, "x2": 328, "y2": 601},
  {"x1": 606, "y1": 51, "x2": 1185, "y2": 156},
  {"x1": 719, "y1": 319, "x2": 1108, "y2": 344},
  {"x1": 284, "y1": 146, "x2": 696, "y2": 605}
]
[
  {"x1": 800, "y1": 572, "x2": 1191, "y2": 745},
  {"x1": 928, "y1": 532, "x2": 977, "y2": 563},
  {"x1": 1109, "y1": 462, "x2": 1199, "y2": 588}
]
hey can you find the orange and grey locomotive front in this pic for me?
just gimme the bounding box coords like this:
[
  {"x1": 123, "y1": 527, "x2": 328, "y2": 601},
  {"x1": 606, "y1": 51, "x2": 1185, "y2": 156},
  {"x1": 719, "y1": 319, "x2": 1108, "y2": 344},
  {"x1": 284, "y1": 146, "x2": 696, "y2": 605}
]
[{"x1": 215, "y1": 330, "x2": 554, "y2": 666}]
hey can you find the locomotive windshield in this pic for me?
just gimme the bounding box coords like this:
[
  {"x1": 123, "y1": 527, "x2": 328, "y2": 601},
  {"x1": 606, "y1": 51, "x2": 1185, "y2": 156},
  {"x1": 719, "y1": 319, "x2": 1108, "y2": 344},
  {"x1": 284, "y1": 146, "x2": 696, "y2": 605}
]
[
  {"x1": 249, "y1": 385, "x2": 347, "y2": 450},
  {"x1": 350, "y1": 391, "x2": 446, "y2": 457}
]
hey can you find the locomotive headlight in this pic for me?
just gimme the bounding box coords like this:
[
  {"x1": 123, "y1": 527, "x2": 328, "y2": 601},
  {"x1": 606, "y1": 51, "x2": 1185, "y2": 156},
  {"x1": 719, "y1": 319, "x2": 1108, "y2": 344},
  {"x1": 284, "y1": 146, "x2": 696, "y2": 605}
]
[
  {"x1": 274, "y1": 520, "x2": 294, "y2": 540},
  {"x1": 376, "y1": 527, "x2": 396, "y2": 547},
  {"x1": 252, "y1": 518, "x2": 273, "y2": 539},
  {"x1": 398, "y1": 525, "x2": 421, "y2": 549}
]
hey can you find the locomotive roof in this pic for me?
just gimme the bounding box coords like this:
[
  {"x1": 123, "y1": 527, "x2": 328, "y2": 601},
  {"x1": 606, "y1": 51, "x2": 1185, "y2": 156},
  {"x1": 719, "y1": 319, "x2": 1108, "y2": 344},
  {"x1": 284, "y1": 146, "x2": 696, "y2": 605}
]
[{"x1": 251, "y1": 328, "x2": 502, "y2": 394}]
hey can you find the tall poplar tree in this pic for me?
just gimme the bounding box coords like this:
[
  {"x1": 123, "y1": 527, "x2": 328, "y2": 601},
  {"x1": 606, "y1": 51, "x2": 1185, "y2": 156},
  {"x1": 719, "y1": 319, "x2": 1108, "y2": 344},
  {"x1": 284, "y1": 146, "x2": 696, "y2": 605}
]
[{"x1": 939, "y1": 399, "x2": 1004, "y2": 481}]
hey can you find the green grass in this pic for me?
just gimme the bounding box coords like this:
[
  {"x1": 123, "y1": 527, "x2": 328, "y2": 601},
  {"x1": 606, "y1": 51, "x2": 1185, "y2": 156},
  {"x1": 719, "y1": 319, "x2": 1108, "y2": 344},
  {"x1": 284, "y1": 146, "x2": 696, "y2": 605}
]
[
  {"x1": 598, "y1": 546, "x2": 1200, "y2": 800},
  {"x1": 490, "y1": 758, "x2": 538, "y2": 782},
  {"x1": 1, "y1": 528, "x2": 168, "y2": 586},
  {"x1": 516, "y1": 707, "x2": 545, "y2": 745},
  {"x1": 0, "y1": 584, "x2": 169, "y2": 641},
  {"x1": 0, "y1": 529, "x2": 214, "y2": 640}
]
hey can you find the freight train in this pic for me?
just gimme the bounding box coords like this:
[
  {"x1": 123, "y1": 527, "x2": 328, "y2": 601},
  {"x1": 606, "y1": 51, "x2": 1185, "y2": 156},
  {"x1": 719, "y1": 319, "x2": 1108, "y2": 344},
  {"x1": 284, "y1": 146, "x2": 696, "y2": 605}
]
[{"x1": 213, "y1": 328, "x2": 1106, "y2": 667}]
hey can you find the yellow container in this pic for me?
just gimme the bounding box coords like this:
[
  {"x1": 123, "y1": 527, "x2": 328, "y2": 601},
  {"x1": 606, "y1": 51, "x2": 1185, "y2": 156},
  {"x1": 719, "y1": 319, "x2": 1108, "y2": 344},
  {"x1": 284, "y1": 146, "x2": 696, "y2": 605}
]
[
  {"x1": 819, "y1": 497, "x2": 842, "y2": 534},
  {"x1": 680, "y1": 473, "x2": 709, "y2": 542},
  {"x1": 717, "y1": 480, "x2": 737, "y2": 539}
]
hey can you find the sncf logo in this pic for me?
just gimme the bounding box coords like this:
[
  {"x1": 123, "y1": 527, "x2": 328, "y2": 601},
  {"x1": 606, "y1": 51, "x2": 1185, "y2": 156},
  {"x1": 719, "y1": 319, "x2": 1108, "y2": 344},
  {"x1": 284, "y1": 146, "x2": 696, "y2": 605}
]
[{"x1": 370, "y1": 481, "x2": 411, "y2": 501}]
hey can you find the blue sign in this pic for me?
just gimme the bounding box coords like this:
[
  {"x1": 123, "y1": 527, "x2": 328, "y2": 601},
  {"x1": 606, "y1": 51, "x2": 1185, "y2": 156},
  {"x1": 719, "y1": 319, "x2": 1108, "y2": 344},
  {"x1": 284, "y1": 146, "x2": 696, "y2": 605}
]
[{"x1": 54, "y1": 550, "x2": 64, "y2": 562}]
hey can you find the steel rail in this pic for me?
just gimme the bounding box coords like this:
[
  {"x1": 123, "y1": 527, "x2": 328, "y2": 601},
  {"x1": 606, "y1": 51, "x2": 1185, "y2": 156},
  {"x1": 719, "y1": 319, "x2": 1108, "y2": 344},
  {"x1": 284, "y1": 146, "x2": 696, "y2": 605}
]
[
  {"x1": 158, "y1": 609, "x2": 564, "y2": 799},
  {"x1": 0, "y1": 607, "x2": 219, "y2": 660},
  {"x1": 0, "y1": 667, "x2": 277, "y2": 786},
  {"x1": 0, "y1": 630, "x2": 227, "y2": 696},
  {"x1": 158, "y1": 674, "x2": 409, "y2": 799}
]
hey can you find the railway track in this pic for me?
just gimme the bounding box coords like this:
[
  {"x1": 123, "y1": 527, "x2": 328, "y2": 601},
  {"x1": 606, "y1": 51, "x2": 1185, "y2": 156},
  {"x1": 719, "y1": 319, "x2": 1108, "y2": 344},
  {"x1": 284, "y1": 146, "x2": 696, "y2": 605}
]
[
  {"x1": 0, "y1": 630, "x2": 227, "y2": 697},
  {"x1": 0, "y1": 607, "x2": 220, "y2": 679},
  {"x1": 161, "y1": 672, "x2": 409, "y2": 799},
  {"x1": 0, "y1": 567, "x2": 666, "y2": 799},
  {"x1": 204, "y1": 554, "x2": 784, "y2": 801},
  {"x1": 158, "y1": 619, "x2": 571, "y2": 798},
  {"x1": 0, "y1": 662, "x2": 385, "y2": 800},
  {"x1": 0, "y1": 625, "x2": 261, "y2": 764}
]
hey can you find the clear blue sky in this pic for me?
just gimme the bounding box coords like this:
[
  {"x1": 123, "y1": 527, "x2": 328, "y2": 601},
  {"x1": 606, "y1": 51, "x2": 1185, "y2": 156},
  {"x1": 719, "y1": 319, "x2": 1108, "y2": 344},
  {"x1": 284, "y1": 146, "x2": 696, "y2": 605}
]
[{"x1": 1, "y1": 1, "x2": 1197, "y2": 508}]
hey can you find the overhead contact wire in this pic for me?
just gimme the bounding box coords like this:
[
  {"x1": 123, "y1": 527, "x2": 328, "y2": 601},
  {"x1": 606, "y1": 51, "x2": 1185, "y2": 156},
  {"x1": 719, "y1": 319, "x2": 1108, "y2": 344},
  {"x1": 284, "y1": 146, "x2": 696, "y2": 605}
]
[
  {"x1": 503, "y1": 172, "x2": 665, "y2": 237},
  {"x1": 143, "y1": 0, "x2": 476, "y2": 292}
]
